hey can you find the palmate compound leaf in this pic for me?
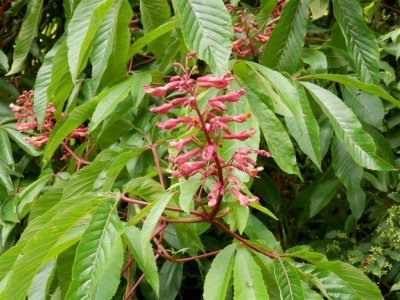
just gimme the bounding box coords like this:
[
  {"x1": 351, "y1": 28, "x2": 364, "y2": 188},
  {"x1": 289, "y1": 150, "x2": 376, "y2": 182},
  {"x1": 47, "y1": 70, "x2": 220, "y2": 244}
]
[
  {"x1": 172, "y1": 0, "x2": 233, "y2": 75},
  {"x1": 245, "y1": 62, "x2": 321, "y2": 170},
  {"x1": 2, "y1": 193, "x2": 109, "y2": 300},
  {"x1": 301, "y1": 82, "x2": 393, "y2": 171},
  {"x1": 234, "y1": 63, "x2": 301, "y2": 177},
  {"x1": 234, "y1": 247, "x2": 269, "y2": 300},
  {"x1": 203, "y1": 244, "x2": 237, "y2": 300},
  {"x1": 65, "y1": 198, "x2": 123, "y2": 300}
]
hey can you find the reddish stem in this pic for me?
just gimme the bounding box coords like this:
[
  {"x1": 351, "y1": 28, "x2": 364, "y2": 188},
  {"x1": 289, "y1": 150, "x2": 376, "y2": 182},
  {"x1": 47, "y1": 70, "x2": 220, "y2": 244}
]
[
  {"x1": 150, "y1": 144, "x2": 165, "y2": 189},
  {"x1": 123, "y1": 273, "x2": 145, "y2": 300}
]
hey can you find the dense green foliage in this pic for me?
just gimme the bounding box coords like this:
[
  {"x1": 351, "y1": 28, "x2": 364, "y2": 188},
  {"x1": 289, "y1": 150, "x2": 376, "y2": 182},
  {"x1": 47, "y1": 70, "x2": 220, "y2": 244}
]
[{"x1": 0, "y1": 0, "x2": 399, "y2": 299}]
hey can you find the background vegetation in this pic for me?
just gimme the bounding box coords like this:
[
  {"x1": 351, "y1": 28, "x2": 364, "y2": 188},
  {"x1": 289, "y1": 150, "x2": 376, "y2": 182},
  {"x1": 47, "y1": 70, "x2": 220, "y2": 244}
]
[{"x1": 0, "y1": 0, "x2": 399, "y2": 299}]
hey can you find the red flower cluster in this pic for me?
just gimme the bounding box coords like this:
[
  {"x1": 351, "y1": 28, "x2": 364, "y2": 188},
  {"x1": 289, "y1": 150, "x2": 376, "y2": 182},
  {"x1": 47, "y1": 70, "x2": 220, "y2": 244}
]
[
  {"x1": 227, "y1": 1, "x2": 286, "y2": 59},
  {"x1": 145, "y1": 52, "x2": 271, "y2": 207},
  {"x1": 9, "y1": 91, "x2": 88, "y2": 151}
]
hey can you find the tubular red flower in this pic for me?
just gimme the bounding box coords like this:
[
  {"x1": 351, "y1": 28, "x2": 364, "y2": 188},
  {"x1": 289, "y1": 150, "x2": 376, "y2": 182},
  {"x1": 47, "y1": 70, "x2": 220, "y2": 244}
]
[
  {"x1": 197, "y1": 73, "x2": 234, "y2": 89},
  {"x1": 222, "y1": 128, "x2": 256, "y2": 141},
  {"x1": 230, "y1": 187, "x2": 258, "y2": 206},
  {"x1": 168, "y1": 148, "x2": 201, "y2": 165},
  {"x1": 207, "y1": 181, "x2": 223, "y2": 207},
  {"x1": 156, "y1": 117, "x2": 191, "y2": 130},
  {"x1": 169, "y1": 136, "x2": 195, "y2": 150}
]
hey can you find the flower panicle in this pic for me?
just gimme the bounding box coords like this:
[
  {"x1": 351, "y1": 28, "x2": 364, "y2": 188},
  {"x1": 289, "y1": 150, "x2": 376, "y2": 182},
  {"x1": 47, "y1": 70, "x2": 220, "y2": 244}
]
[{"x1": 144, "y1": 52, "x2": 271, "y2": 207}]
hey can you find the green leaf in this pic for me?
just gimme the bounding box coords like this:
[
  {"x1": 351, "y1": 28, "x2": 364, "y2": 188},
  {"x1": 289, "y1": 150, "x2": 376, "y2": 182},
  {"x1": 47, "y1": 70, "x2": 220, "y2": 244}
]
[
  {"x1": 341, "y1": 86, "x2": 385, "y2": 130},
  {"x1": 261, "y1": 0, "x2": 310, "y2": 73},
  {"x1": 99, "y1": 0, "x2": 133, "y2": 86},
  {"x1": 8, "y1": 0, "x2": 43, "y2": 74},
  {"x1": 299, "y1": 74, "x2": 400, "y2": 108},
  {"x1": 66, "y1": 198, "x2": 123, "y2": 300},
  {"x1": 61, "y1": 150, "x2": 117, "y2": 200},
  {"x1": 234, "y1": 64, "x2": 300, "y2": 177},
  {"x1": 2, "y1": 193, "x2": 108, "y2": 300},
  {"x1": 246, "y1": 62, "x2": 321, "y2": 169},
  {"x1": 0, "y1": 161, "x2": 14, "y2": 194},
  {"x1": 172, "y1": 0, "x2": 233, "y2": 74},
  {"x1": 89, "y1": 75, "x2": 139, "y2": 132},
  {"x1": 141, "y1": 193, "x2": 172, "y2": 245},
  {"x1": 17, "y1": 174, "x2": 52, "y2": 219},
  {"x1": 124, "y1": 226, "x2": 159, "y2": 295},
  {"x1": 34, "y1": 37, "x2": 70, "y2": 126},
  {"x1": 331, "y1": 137, "x2": 365, "y2": 219},
  {"x1": 179, "y1": 173, "x2": 201, "y2": 213},
  {"x1": 127, "y1": 19, "x2": 177, "y2": 60},
  {"x1": 140, "y1": 0, "x2": 171, "y2": 57},
  {"x1": 272, "y1": 258, "x2": 305, "y2": 300},
  {"x1": 0, "y1": 128, "x2": 13, "y2": 165},
  {"x1": 90, "y1": 0, "x2": 124, "y2": 91},
  {"x1": 67, "y1": 0, "x2": 115, "y2": 80},
  {"x1": 123, "y1": 177, "x2": 165, "y2": 202},
  {"x1": 44, "y1": 77, "x2": 132, "y2": 162},
  {"x1": 310, "y1": 0, "x2": 330, "y2": 20},
  {"x1": 314, "y1": 261, "x2": 384, "y2": 300},
  {"x1": 28, "y1": 259, "x2": 55, "y2": 300},
  {"x1": 301, "y1": 82, "x2": 393, "y2": 171},
  {"x1": 256, "y1": 0, "x2": 277, "y2": 30},
  {"x1": 233, "y1": 202, "x2": 249, "y2": 234},
  {"x1": 1, "y1": 125, "x2": 41, "y2": 157},
  {"x1": 98, "y1": 147, "x2": 145, "y2": 191},
  {"x1": 0, "y1": 49, "x2": 9, "y2": 72},
  {"x1": 234, "y1": 247, "x2": 269, "y2": 300},
  {"x1": 159, "y1": 261, "x2": 183, "y2": 300},
  {"x1": 309, "y1": 178, "x2": 341, "y2": 218},
  {"x1": 300, "y1": 263, "x2": 361, "y2": 299},
  {"x1": 248, "y1": 202, "x2": 278, "y2": 220},
  {"x1": 203, "y1": 244, "x2": 237, "y2": 300},
  {"x1": 333, "y1": 0, "x2": 379, "y2": 83}
]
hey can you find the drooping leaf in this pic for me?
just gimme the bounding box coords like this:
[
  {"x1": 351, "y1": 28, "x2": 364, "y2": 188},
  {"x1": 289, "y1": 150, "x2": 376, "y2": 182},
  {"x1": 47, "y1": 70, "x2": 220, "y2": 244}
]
[
  {"x1": 140, "y1": 193, "x2": 172, "y2": 246},
  {"x1": 232, "y1": 202, "x2": 249, "y2": 234},
  {"x1": 123, "y1": 176, "x2": 166, "y2": 202},
  {"x1": 1, "y1": 125, "x2": 41, "y2": 157},
  {"x1": 90, "y1": 0, "x2": 125, "y2": 91},
  {"x1": 66, "y1": 198, "x2": 123, "y2": 300},
  {"x1": 66, "y1": 0, "x2": 115, "y2": 79},
  {"x1": 309, "y1": 178, "x2": 341, "y2": 218},
  {"x1": 8, "y1": 0, "x2": 43, "y2": 74},
  {"x1": 314, "y1": 261, "x2": 384, "y2": 300},
  {"x1": 299, "y1": 74, "x2": 400, "y2": 108},
  {"x1": 301, "y1": 82, "x2": 393, "y2": 171},
  {"x1": 127, "y1": 20, "x2": 177, "y2": 59},
  {"x1": 203, "y1": 244, "x2": 237, "y2": 300},
  {"x1": 272, "y1": 258, "x2": 305, "y2": 300},
  {"x1": 2, "y1": 193, "x2": 109, "y2": 300},
  {"x1": 27, "y1": 259, "x2": 56, "y2": 300},
  {"x1": 333, "y1": 0, "x2": 379, "y2": 83},
  {"x1": 44, "y1": 77, "x2": 133, "y2": 162},
  {"x1": 341, "y1": 86, "x2": 385, "y2": 130},
  {"x1": 34, "y1": 37, "x2": 70, "y2": 126},
  {"x1": 261, "y1": 0, "x2": 310, "y2": 73},
  {"x1": 172, "y1": 0, "x2": 233, "y2": 74},
  {"x1": 246, "y1": 62, "x2": 321, "y2": 169},
  {"x1": 234, "y1": 63, "x2": 301, "y2": 177},
  {"x1": 331, "y1": 137, "x2": 365, "y2": 219},
  {"x1": 124, "y1": 226, "x2": 159, "y2": 295},
  {"x1": 17, "y1": 173, "x2": 52, "y2": 219},
  {"x1": 234, "y1": 247, "x2": 269, "y2": 300},
  {"x1": 140, "y1": 0, "x2": 171, "y2": 57},
  {"x1": 90, "y1": 75, "x2": 139, "y2": 132},
  {"x1": 159, "y1": 260, "x2": 183, "y2": 300},
  {"x1": 0, "y1": 128, "x2": 13, "y2": 165},
  {"x1": 310, "y1": 0, "x2": 330, "y2": 20}
]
